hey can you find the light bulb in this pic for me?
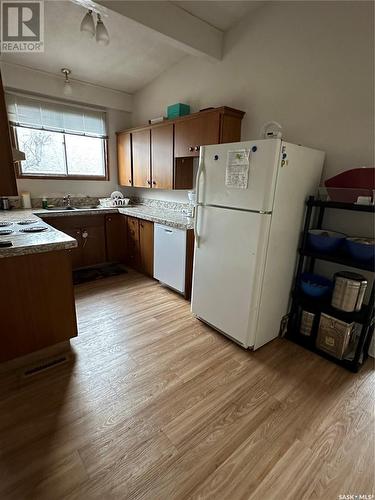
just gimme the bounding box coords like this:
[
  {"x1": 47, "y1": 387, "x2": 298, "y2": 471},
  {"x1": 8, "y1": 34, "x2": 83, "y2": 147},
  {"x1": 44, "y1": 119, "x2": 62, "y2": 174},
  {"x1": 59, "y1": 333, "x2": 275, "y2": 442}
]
[
  {"x1": 61, "y1": 68, "x2": 73, "y2": 96},
  {"x1": 80, "y1": 10, "x2": 95, "y2": 38},
  {"x1": 96, "y1": 15, "x2": 109, "y2": 46},
  {"x1": 63, "y1": 81, "x2": 73, "y2": 96}
]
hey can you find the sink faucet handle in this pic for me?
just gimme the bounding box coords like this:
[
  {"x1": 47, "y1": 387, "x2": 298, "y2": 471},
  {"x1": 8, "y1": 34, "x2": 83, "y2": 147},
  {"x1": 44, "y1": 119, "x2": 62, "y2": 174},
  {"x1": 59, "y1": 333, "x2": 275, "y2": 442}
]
[{"x1": 63, "y1": 194, "x2": 72, "y2": 207}]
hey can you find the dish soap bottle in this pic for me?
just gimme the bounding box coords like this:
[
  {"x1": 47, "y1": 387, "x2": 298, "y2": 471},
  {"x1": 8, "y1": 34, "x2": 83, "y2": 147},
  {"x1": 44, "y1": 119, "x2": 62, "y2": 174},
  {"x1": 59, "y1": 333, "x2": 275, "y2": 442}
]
[{"x1": 42, "y1": 196, "x2": 48, "y2": 209}]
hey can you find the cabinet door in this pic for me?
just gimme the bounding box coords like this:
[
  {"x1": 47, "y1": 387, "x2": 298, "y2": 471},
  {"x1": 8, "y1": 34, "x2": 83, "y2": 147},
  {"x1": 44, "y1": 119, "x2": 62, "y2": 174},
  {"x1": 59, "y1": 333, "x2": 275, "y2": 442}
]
[
  {"x1": 105, "y1": 214, "x2": 127, "y2": 263},
  {"x1": 117, "y1": 132, "x2": 132, "y2": 187},
  {"x1": 151, "y1": 123, "x2": 174, "y2": 189},
  {"x1": 81, "y1": 224, "x2": 106, "y2": 267},
  {"x1": 139, "y1": 220, "x2": 154, "y2": 277},
  {"x1": 127, "y1": 216, "x2": 140, "y2": 268},
  {"x1": 174, "y1": 112, "x2": 220, "y2": 158},
  {"x1": 132, "y1": 129, "x2": 151, "y2": 188},
  {"x1": 64, "y1": 227, "x2": 83, "y2": 270},
  {"x1": 0, "y1": 70, "x2": 17, "y2": 196}
]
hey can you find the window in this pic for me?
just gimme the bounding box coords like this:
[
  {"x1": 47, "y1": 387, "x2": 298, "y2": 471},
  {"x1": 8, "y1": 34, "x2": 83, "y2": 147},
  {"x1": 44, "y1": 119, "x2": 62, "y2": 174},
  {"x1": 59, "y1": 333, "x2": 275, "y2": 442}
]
[{"x1": 7, "y1": 93, "x2": 108, "y2": 179}]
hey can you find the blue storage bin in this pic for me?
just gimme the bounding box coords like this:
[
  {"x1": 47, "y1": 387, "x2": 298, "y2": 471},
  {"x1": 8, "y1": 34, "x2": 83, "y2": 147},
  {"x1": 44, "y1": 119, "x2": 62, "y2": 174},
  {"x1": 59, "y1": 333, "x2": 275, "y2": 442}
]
[
  {"x1": 300, "y1": 272, "x2": 332, "y2": 298},
  {"x1": 167, "y1": 103, "x2": 190, "y2": 119},
  {"x1": 308, "y1": 230, "x2": 346, "y2": 253}
]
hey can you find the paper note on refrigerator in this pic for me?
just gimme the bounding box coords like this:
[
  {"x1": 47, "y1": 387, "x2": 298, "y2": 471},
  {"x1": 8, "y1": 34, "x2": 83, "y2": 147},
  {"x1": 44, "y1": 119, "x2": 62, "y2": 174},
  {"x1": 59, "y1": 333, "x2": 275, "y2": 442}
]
[{"x1": 225, "y1": 150, "x2": 250, "y2": 189}]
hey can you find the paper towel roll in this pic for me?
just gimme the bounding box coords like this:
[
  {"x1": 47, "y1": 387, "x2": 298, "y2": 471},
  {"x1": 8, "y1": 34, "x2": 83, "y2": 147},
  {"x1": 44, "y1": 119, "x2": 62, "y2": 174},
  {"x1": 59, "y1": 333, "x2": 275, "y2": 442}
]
[{"x1": 21, "y1": 192, "x2": 31, "y2": 209}]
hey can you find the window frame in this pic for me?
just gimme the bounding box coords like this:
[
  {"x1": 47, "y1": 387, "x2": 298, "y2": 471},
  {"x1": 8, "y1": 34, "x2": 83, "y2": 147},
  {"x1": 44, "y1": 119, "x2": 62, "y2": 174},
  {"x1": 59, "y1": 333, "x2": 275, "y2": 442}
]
[{"x1": 12, "y1": 125, "x2": 109, "y2": 181}]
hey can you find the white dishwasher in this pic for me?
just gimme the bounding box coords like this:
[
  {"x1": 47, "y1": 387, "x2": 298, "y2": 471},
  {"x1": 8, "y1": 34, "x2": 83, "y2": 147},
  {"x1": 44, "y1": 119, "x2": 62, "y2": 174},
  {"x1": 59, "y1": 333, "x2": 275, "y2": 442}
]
[{"x1": 154, "y1": 223, "x2": 186, "y2": 293}]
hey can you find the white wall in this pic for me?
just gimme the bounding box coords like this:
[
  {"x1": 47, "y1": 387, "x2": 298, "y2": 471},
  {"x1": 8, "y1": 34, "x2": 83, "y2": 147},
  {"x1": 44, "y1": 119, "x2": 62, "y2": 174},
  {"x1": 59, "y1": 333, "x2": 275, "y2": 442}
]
[
  {"x1": 1, "y1": 63, "x2": 132, "y2": 198},
  {"x1": 129, "y1": 1, "x2": 374, "y2": 203}
]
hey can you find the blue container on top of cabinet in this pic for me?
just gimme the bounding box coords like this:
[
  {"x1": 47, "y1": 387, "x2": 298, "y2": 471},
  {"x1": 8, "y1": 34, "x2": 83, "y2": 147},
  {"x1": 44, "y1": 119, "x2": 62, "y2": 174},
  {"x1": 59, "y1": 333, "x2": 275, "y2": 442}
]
[{"x1": 167, "y1": 103, "x2": 190, "y2": 119}]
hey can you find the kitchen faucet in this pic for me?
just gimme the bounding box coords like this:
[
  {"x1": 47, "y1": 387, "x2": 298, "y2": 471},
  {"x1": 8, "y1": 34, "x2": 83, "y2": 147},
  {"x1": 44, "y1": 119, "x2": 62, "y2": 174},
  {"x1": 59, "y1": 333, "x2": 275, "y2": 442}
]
[{"x1": 63, "y1": 194, "x2": 72, "y2": 209}]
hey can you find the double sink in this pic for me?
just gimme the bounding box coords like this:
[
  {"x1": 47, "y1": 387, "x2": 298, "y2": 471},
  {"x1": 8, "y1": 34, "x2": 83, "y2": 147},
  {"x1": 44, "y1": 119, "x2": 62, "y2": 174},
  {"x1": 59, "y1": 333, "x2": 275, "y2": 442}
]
[{"x1": 45, "y1": 205, "x2": 100, "y2": 211}]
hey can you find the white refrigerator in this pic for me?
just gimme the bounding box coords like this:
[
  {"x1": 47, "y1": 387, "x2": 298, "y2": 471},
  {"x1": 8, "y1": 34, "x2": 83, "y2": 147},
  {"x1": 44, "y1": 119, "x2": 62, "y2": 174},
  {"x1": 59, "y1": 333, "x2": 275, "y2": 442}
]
[{"x1": 191, "y1": 139, "x2": 325, "y2": 350}]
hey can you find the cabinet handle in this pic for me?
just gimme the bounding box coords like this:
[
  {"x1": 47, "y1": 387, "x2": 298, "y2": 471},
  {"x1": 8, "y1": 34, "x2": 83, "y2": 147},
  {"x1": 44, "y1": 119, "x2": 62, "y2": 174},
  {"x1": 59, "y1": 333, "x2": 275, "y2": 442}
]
[
  {"x1": 128, "y1": 179, "x2": 132, "y2": 184},
  {"x1": 195, "y1": 145, "x2": 200, "y2": 152},
  {"x1": 152, "y1": 181, "x2": 156, "y2": 185},
  {"x1": 108, "y1": 217, "x2": 112, "y2": 221},
  {"x1": 147, "y1": 180, "x2": 151, "y2": 185},
  {"x1": 189, "y1": 146, "x2": 194, "y2": 152}
]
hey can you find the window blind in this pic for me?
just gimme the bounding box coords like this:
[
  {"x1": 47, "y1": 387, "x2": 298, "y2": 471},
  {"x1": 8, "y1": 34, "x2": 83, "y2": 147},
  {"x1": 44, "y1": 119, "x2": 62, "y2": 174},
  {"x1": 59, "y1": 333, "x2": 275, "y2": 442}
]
[{"x1": 6, "y1": 93, "x2": 107, "y2": 138}]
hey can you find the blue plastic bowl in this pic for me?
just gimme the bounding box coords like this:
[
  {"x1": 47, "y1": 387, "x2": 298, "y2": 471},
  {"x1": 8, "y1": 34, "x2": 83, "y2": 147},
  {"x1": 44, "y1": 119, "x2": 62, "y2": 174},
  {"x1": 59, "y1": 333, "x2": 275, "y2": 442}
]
[
  {"x1": 346, "y1": 238, "x2": 375, "y2": 262},
  {"x1": 300, "y1": 272, "x2": 332, "y2": 298},
  {"x1": 308, "y1": 230, "x2": 346, "y2": 253}
]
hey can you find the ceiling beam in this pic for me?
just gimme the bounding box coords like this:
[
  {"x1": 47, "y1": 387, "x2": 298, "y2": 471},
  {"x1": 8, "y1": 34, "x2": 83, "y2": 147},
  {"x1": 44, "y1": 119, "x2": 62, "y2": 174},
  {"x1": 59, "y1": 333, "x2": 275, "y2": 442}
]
[{"x1": 96, "y1": 1, "x2": 223, "y2": 60}]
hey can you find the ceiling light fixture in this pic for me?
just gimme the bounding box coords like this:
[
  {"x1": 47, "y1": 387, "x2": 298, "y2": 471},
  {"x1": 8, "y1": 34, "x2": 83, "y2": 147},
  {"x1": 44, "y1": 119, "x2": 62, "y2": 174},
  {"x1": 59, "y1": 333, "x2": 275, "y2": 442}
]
[
  {"x1": 80, "y1": 9, "x2": 95, "y2": 38},
  {"x1": 61, "y1": 68, "x2": 73, "y2": 96},
  {"x1": 79, "y1": 9, "x2": 110, "y2": 45},
  {"x1": 96, "y1": 14, "x2": 110, "y2": 46}
]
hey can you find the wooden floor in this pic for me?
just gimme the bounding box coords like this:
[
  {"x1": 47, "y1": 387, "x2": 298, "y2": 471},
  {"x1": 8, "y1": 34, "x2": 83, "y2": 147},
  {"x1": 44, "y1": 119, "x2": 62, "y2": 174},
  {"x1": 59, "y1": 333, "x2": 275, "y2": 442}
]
[{"x1": 0, "y1": 270, "x2": 374, "y2": 499}]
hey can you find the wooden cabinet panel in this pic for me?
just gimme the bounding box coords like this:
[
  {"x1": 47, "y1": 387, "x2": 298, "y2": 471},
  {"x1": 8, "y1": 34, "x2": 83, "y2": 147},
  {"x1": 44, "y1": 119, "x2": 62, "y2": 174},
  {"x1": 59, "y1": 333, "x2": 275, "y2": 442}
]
[
  {"x1": 64, "y1": 227, "x2": 83, "y2": 270},
  {"x1": 151, "y1": 123, "x2": 174, "y2": 189},
  {"x1": 105, "y1": 214, "x2": 127, "y2": 263},
  {"x1": 45, "y1": 215, "x2": 106, "y2": 269},
  {"x1": 139, "y1": 220, "x2": 154, "y2": 277},
  {"x1": 0, "y1": 250, "x2": 77, "y2": 362},
  {"x1": 117, "y1": 131, "x2": 132, "y2": 187},
  {"x1": 174, "y1": 112, "x2": 220, "y2": 158},
  {"x1": 220, "y1": 113, "x2": 243, "y2": 144},
  {"x1": 127, "y1": 216, "x2": 140, "y2": 268},
  {"x1": 0, "y1": 70, "x2": 17, "y2": 196},
  {"x1": 132, "y1": 129, "x2": 151, "y2": 188},
  {"x1": 80, "y1": 224, "x2": 106, "y2": 267}
]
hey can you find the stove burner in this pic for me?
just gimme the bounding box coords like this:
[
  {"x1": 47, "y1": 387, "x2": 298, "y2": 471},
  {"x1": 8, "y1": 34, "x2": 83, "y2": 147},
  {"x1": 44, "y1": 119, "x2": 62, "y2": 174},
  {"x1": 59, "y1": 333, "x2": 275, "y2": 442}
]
[
  {"x1": 19, "y1": 226, "x2": 48, "y2": 233},
  {"x1": 17, "y1": 220, "x2": 37, "y2": 225},
  {"x1": 0, "y1": 221, "x2": 13, "y2": 227},
  {"x1": 0, "y1": 229, "x2": 13, "y2": 235}
]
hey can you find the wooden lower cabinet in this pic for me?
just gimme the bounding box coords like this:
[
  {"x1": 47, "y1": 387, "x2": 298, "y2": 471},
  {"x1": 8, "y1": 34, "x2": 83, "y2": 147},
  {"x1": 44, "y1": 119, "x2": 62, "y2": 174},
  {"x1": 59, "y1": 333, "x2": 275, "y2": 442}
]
[
  {"x1": 81, "y1": 224, "x2": 106, "y2": 267},
  {"x1": 127, "y1": 216, "x2": 140, "y2": 269},
  {"x1": 45, "y1": 215, "x2": 107, "y2": 270},
  {"x1": 126, "y1": 216, "x2": 154, "y2": 276},
  {"x1": 139, "y1": 220, "x2": 154, "y2": 277},
  {"x1": 63, "y1": 226, "x2": 83, "y2": 270},
  {"x1": 0, "y1": 250, "x2": 77, "y2": 362},
  {"x1": 105, "y1": 214, "x2": 127, "y2": 263}
]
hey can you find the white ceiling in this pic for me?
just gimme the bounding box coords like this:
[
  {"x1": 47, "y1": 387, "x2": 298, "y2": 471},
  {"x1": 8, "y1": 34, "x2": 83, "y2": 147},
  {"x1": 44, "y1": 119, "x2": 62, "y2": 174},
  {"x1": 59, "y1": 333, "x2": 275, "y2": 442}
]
[
  {"x1": 171, "y1": 1, "x2": 263, "y2": 31},
  {"x1": 1, "y1": 0, "x2": 263, "y2": 94},
  {"x1": 1, "y1": 0, "x2": 186, "y2": 94}
]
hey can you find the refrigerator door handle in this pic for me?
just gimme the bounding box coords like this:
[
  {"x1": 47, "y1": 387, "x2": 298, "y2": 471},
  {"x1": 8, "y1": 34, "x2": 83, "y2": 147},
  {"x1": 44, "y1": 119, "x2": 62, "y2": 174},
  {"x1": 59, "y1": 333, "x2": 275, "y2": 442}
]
[
  {"x1": 194, "y1": 203, "x2": 201, "y2": 248},
  {"x1": 195, "y1": 146, "x2": 205, "y2": 204},
  {"x1": 194, "y1": 147, "x2": 205, "y2": 248}
]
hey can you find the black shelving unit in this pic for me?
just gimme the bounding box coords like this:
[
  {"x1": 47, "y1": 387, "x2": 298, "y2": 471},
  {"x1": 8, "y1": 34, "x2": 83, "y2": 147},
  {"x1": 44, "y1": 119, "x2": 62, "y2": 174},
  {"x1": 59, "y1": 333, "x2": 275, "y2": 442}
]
[{"x1": 286, "y1": 197, "x2": 375, "y2": 372}]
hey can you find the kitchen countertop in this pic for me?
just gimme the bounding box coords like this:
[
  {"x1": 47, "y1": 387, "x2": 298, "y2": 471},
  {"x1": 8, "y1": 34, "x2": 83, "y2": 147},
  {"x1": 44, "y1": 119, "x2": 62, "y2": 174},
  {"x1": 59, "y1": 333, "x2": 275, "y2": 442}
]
[
  {"x1": 118, "y1": 205, "x2": 194, "y2": 230},
  {"x1": 0, "y1": 205, "x2": 194, "y2": 258},
  {"x1": 0, "y1": 210, "x2": 77, "y2": 259}
]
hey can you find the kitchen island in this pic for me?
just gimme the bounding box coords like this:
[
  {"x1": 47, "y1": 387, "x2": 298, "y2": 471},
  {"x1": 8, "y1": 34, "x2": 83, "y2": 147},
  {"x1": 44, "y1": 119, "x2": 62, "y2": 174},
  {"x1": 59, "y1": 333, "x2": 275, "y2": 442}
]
[{"x1": 0, "y1": 210, "x2": 79, "y2": 363}]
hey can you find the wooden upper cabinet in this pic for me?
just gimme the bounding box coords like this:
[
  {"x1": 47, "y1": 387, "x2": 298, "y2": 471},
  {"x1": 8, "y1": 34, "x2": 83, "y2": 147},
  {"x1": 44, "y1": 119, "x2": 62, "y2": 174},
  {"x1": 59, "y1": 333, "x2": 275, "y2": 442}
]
[
  {"x1": 117, "y1": 131, "x2": 132, "y2": 187},
  {"x1": 0, "y1": 70, "x2": 17, "y2": 196},
  {"x1": 151, "y1": 123, "x2": 174, "y2": 190},
  {"x1": 174, "y1": 111, "x2": 221, "y2": 158},
  {"x1": 132, "y1": 129, "x2": 151, "y2": 188},
  {"x1": 117, "y1": 107, "x2": 245, "y2": 190}
]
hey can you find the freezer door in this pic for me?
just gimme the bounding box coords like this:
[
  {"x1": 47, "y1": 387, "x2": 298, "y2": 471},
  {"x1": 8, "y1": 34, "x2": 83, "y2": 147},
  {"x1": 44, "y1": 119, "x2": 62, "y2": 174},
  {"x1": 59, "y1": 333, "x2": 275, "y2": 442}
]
[
  {"x1": 197, "y1": 139, "x2": 282, "y2": 212},
  {"x1": 191, "y1": 205, "x2": 271, "y2": 347}
]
